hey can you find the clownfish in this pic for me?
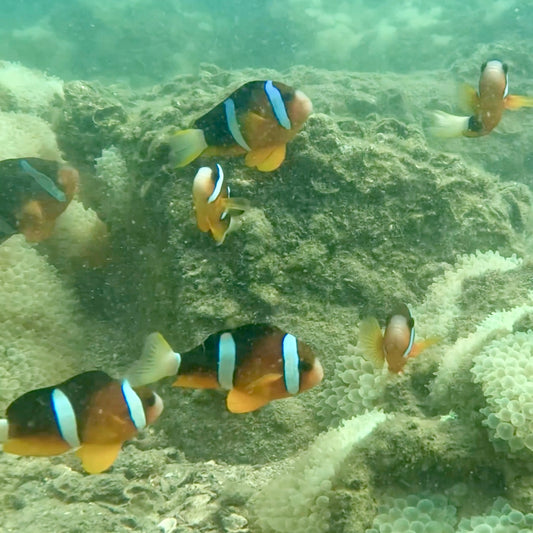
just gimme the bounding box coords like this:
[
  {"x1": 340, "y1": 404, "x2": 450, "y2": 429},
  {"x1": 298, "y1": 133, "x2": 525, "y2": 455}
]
[
  {"x1": 0, "y1": 371, "x2": 163, "y2": 474},
  {"x1": 358, "y1": 304, "x2": 437, "y2": 373},
  {"x1": 431, "y1": 60, "x2": 533, "y2": 138},
  {"x1": 167, "y1": 80, "x2": 312, "y2": 172},
  {"x1": 126, "y1": 324, "x2": 324, "y2": 413},
  {"x1": 0, "y1": 158, "x2": 78, "y2": 243},
  {"x1": 192, "y1": 164, "x2": 250, "y2": 244}
]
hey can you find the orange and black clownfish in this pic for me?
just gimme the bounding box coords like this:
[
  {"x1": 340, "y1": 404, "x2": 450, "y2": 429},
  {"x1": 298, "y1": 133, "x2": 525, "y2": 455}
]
[
  {"x1": 431, "y1": 59, "x2": 533, "y2": 138},
  {"x1": 358, "y1": 303, "x2": 438, "y2": 373},
  {"x1": 0, "y1": 157, "x2": 78, "y2": 243},
  {"x1": 168, "y1": 80, "x2": 313, "y2": 171},
  {"x1": 126, "y1": 324, "x2": 324, "y2": 413},
  {"x1": 192, "y1": 164, "x2": 250, "y2": 245},
  {"x1": 0, "y1": 371, "x2": 163, "y2": 474}
]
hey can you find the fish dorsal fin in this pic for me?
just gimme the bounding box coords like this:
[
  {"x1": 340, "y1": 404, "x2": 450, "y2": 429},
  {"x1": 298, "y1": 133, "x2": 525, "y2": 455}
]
[
  {"x1": 226, "y1": 387, "x2": 274, "y2": 413},
  {"x1": 76, "y1": 442, "x2": 123, "y2": 474},
  {"x1": 458, "y1": 83, "x2": 479, "y2": 114},
  {"x1": 357, "y1": 317, "x2": 385, "y2": 368},
  {"x1": 245, "y1": 144, "x2": 286, "y2": 171}
]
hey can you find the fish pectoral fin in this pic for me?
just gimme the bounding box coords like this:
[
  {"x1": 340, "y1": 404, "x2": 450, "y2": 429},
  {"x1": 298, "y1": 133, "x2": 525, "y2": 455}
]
[
  {"x1": 409, "y1": 336, "x2": 441, "y2": 358},
  {"x1": 168, "y1": 129, "x2": 208, "y2": 167},
  {"x1": 226, "y1": 387, "x2": 273, "y2": 413},
  {"x1": 458, "y1": 83, "x2": 479, "y2": 113},
  {"x1": 504, "y1": 94, "x2": 533, "y2": 110},
  {"x1": 225, "y1": 197, "x2": 251, "y2": 215},
  {"x1": 245, "y1": 373, "x2": 283, "y2": 393},
  {"x1": 76, "y1": 442, "x2": 123, "y2": 474},
  {"x1": 2, "y1": 435, "x2": 71, "y2": 457},
  {"x1": 245, "y1": 144, "x2": 286, "y2": 171},
  {"x1": 357, "y1": 317, "x2": 385, "y2": 368},
  {"x1": 173, "y1": 374, "x2": 220, "y2": 389},
  {"x1": 429, "y1": 111, "x2": 470, "y2": 138}
]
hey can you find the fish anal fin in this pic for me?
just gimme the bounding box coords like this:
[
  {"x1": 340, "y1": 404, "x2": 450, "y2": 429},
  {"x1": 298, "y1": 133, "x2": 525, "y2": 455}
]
[
  {"x1": 504, "y1": 94, "x2": 533, "y2": 110},
  {"x1": 226, "y1": 388, "x2": 272, "y2": 413},
  {"x1": 76, "y1": 442, "x2": 123, "y2": 474},
  {"x1": 358, "y1": 317, "x2": 385, "y2": 368},
  {"x1": 3, "y1": 435, "x2": 71, "y2": 456},
  {"x1": 173, "y1": 374, "x2": 220, "y2": 389},
  {"x1": 245, "y1": 144, "x2": 286, "y2": 171},
  {"x1": 458, "y1": 83, "x2": 479, "y2": 113}
]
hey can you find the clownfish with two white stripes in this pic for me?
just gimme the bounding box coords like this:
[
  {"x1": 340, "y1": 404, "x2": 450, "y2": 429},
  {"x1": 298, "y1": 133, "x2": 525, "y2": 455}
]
[
  {"x1": 0, "y1": 371, "x2": 163, "y2": 473},
  {"x1": 168, "y1": 80, "x2": 312, "y2": 171},
  {"x1": 126, "y1": 324, "x2": 324, "y2": 413},
  {"x1": 192, "y1": 164, "x2": 250, "y2": 244}
]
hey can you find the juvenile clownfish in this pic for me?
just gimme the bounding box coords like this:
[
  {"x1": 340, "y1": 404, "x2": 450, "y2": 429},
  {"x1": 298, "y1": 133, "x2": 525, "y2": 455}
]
[
  {"x1": 126, "y1": 324, "x2": 324, "y2": 413},
  {"x1": 167, "y1": 80, "x2": 312, "y2": 172},
  {"x1": 431, "y1": 60, "x2": 533, "y2": 138},
  {"x1": 192, "y1": 164, "x2": 250, "y2": 244},
  {"x1": 0, "y1": 157, "x2": 78, "y2": 243},
  {"x1": 358, "y1": 304, "x2": 437, "y2": 373},
  {"x1": 0, "y1": 371, "x2": 163, "y2": 474}
]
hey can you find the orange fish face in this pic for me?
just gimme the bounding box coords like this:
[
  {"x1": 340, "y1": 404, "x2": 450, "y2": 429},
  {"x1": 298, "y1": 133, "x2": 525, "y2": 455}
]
[
  {"x1": 477, "y1": 60, "x2": 508, "y2": 133},
  {"x1": 383, "y1": 314, "x2": 413, "y2": 373}
]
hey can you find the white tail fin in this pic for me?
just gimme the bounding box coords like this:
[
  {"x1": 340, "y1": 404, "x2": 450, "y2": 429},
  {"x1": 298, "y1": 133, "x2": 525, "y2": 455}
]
[
  {"x1": 429, "y1": 111, "x2": 470, "y2": 138},
  {"x1": 0, "y1": 419, "x2": 8, "y2": 442},
  {"x1": 125, "y1": 332, "x2": 181, "y2": 386}
]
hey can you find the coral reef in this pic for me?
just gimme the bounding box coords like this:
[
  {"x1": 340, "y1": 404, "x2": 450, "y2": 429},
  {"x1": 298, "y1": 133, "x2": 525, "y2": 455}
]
[{"x1": 1, "y1": 62, "x2": 533, "y2": 533}]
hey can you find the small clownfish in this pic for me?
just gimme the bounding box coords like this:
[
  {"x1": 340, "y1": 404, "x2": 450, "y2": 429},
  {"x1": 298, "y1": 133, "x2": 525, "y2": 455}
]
[
  {"x1": 431, "y1": 60, "x2": 533, "y2": 138},
  {"x1": 358, "y1": 304, "x2": 438, "y2": 373},
  {"x1": 126, "y1": 324, "x2": 324, "y2": 413},
  {"x1": 0, "y1": 371, "x2": 163, "y2": 474},
  {"x1": 167, "y1": 80, "x2": 313, "y2": 172},
  {"x1": 0, "y1": 158, "x2": 78, "y2": 243},
  {"x1": 192, "y1": 164, "x2": 250, "y2": 245}
]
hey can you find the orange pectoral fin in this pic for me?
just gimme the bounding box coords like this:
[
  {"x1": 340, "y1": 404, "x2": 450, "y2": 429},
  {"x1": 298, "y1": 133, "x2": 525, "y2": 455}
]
[
  {"x1": 504, "y1": 94, "x2": 533, "y2": 110},
  {"x1": 357, "y1": 317, "x2": 385, "y2": 368},
  {"x1": 76, "y1": 442, "x2": 123, "y2": 474},
  {"x1": 245, "y1": 144, "x2": 287, "y2": 171},
  {"x1": 3, "y1": 435, "x2": 71, "y2": 457},
  {"x1": 173, "y1": 374, "x2": 220, "y2": 389},
  {"x1": 409, "y1": 337, "x2": 440, "y2": 358},
  {"x1": 458, "y1": 83, "x2": 479, "y2": 113},
  {"x1": 226, "y1": 387, "x2": 273, "y2": 413}
]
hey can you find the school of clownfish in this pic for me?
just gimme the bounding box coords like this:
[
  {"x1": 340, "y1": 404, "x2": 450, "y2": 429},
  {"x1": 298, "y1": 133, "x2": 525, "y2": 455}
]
[{"x1": 0, "y1": 61, "x2": 532, "y2": 474}]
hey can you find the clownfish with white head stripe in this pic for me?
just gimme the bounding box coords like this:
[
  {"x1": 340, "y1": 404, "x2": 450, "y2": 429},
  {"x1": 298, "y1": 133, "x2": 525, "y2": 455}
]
[
  {"x1": 126, "y1": 324, "x2": 324, "y2": 413},
  {"x1": 0, "y1": 371, "x2": 163, "y2": 473},
  {"x1": 192, "y1": 164, "x2": 250, "y2": 244},
  {"x1": 358, "y1": 304, "x2": 438, "y2": 373},
  {"x1": 431, "y1": 60, "x2": 533, "y2": 138},
  {"x1": 167, "y1": 80, "x2": 312, "y2": 171}
]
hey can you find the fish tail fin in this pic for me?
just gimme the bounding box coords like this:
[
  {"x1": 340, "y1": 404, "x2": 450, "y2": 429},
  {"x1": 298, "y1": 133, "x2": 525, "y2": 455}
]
[
  {"x1": 409, "y1": 336, "x2": 441, "y2": 358},
  {"x1": 125, "y1": 332, "x2": 181, "y2": 386},
  {"x1": 0, "y1": 419, "x2": 8, "y2": 442},
  {"x1": 168, "y1": 129, "x2": 208, "y2": 167},
  {"x1": 429, "y1": 111, "x2": 470, "y2": 138},
  {"x1": 357, "y1": 317, "x2": 385, "y2": 368},
  {"x1": 504, "y1": 94, "x2": 533, "y2": 110}
]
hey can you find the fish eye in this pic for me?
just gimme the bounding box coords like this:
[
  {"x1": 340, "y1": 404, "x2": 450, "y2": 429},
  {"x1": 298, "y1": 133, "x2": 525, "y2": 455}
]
[
  {"x1": 502, "y1": 62, "x2": 509, "y2": 74},
  {"x1": 299, "y1": 360, "x2": 312, "y2": 372},
  {"x1": 480, "y1": 61, "x2": 487, "y2": 72}
]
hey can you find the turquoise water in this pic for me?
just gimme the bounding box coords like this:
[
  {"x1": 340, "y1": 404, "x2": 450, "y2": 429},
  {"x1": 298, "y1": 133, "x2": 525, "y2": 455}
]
[
  {"x1": 1, "y1": 1, "x2": 531, "y2": 84},
  {"x1": 1, "y1": 2, "x2": 533, "y2": 533}
]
